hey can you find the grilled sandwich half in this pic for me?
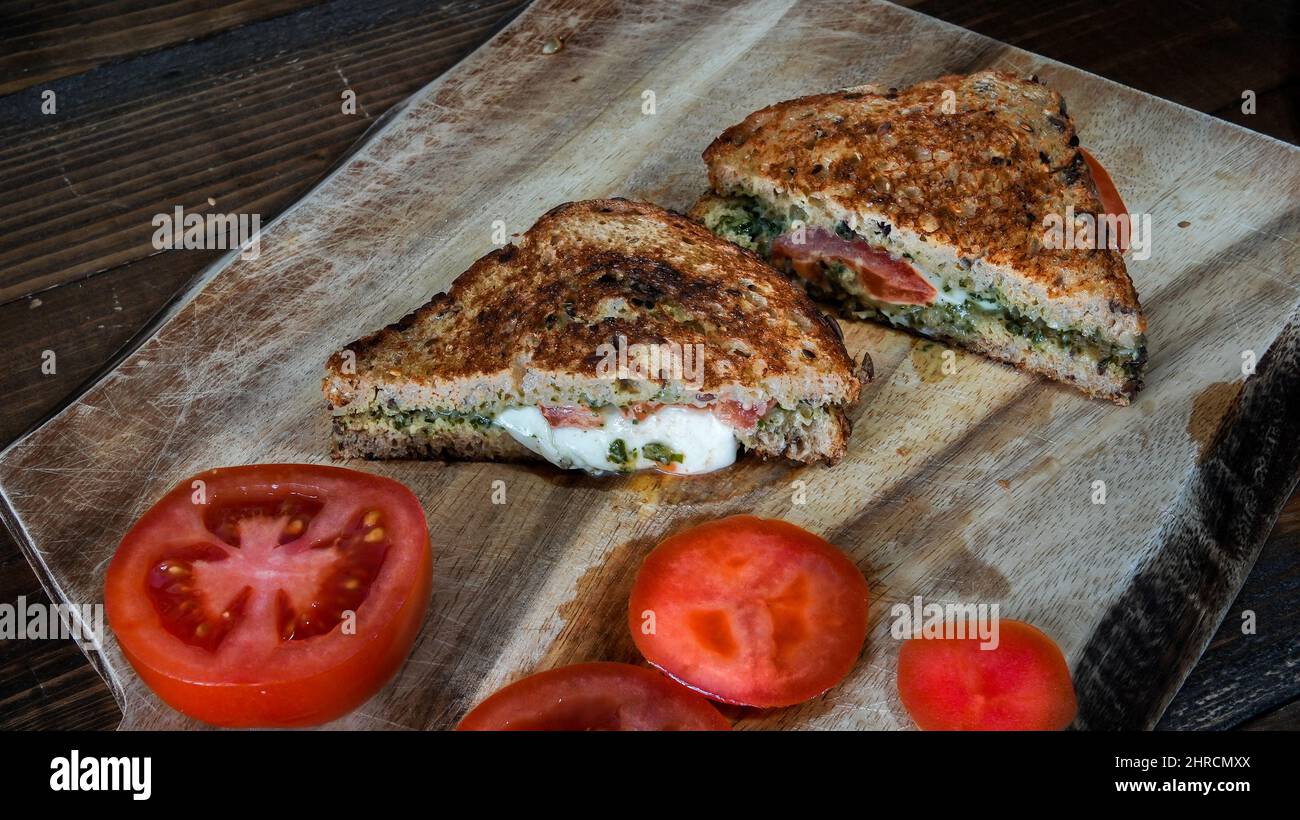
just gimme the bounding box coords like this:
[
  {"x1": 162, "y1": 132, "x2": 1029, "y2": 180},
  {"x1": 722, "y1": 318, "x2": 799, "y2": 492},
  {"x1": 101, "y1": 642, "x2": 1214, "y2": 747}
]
[
  {"x1": 323, "y1": 199, "x2": 866, "y2": 474},
  {"x1": 691, "y1": 70, "x2": 1147, "y2": 403}
]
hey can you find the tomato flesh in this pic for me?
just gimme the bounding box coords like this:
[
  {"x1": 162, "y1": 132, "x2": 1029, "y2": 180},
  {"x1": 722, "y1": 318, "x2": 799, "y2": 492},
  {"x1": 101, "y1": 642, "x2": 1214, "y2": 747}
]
[
  {"x1": 896, "y1": 619, "x2": 1078, "y2": 731},
  {"x1": 106, "y1": 464, "x2": 432, "y2": 728},
  {"x1": 457, "y1": 662, "x2": 730, "y2": 731},
  {"x1": 629, "y1": 515, "x2": 869, "y2": 707},
  {"x1": 621, "y1": 402, "x2": 662, "y2": 421},
  {"x1": 712, "y1": 399, "x2": 773, "y2": 431},
  {"x1": 540, "y1": 405, "x2": 604, "y2": 428},
  {"x1": 1080, "y1": 147, "x2": 1130, "y2": 252},
  {"x1": 773, "y1": 228, "x2": 937, "y2": 306}
]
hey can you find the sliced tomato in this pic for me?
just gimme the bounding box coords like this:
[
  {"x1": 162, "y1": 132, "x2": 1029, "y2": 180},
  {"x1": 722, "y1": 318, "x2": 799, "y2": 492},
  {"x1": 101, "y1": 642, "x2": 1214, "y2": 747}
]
[
  {"x1": 621, "y1": 401, "x2": 663, "y2": 422},
  {"x1": 456, "y1": 662, "x2": 730, "y2": 731},
  {"x1": 628, "y1": 515, "x2": 869, "y2": 707},
  {"x1": 621, "y1": 400, "x2": 769, "y2": 431},
  {"x1": 778, "y1": 250, "x2": 829, "y2": 288},
  {"x1": 1080, "y1": 147, "x2": 1130, "y2": 253},
  {"x1": 772, "y1": 228, "x2": 937, "y2": 306},
  {"x1": 539, "y1": 404, "x2": 604, "y2": 428},
  {"x1": 897, "y1": 619, "x2": 1077, "y2": 731},
  {"x1": 713, "y1": 399, "x2": 773, "y2": 431},
  {"x1": 105, "y1": 464, "x2": 432, "y2": 728}
]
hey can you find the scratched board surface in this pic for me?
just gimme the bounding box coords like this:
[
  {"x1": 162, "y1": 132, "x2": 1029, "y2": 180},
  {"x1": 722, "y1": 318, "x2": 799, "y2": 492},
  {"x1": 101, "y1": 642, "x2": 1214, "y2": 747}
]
[{"x1": 1, "y1": 0, "x2": 1297, "y2": 730}]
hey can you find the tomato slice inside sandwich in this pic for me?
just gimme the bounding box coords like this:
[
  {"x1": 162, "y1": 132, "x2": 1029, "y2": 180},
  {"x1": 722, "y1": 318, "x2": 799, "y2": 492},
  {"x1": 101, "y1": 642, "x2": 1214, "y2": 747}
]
[
  {"x1": 105, "y1": 464, "x2": 432, "y2": 728},
  {"x1": 456, "y1": 662, "x2": 730, "y2": 731},
  {"x1": 896, "y1": 619, "x2": 1078, "y2": 731},
  {"x1": 1080, "y1": 147, "x2": 1130, "y2": 253},
  {"x1": 628, "y1": 515, "x2": 869, "y2": 707},
  {"x1": 772, "y1": 227, "x2": 937, "y2": 305}
]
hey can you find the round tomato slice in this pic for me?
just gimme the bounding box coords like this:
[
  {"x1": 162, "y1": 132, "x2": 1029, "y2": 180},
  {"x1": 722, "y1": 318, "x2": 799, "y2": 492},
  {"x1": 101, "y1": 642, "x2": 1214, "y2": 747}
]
[
  {"x1": 628, "y1": 515, "x2": 869, "y2": 707},
  {"x1": 456, "y1": 662, "x2": 730, "y2": 731},
  {"x1": 1080, "y1": 147, "x2": 1130, "y2": 252},
  {"x1": 897, "y1": 619, "x2": 1077, "y2": 731},
  {"x1": 104, "y1": 464, "x2": 432, "y2": 727}
]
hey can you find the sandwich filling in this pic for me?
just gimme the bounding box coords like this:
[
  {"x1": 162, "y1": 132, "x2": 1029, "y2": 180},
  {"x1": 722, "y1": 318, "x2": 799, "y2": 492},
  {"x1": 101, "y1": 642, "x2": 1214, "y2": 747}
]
[
  {"x1": 496, "y1": 405, "x2": 736, "y2": 474},
  {"x1": 338, "y1": 396, "x2": 837, "y2": 475},
  {"x1": 699, "y1": 193, "x2": 1146, "y2": 383}
]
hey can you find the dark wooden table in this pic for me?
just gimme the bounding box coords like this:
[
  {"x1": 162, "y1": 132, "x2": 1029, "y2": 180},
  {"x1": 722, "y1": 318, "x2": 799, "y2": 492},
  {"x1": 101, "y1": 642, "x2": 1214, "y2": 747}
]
[{"x1": 1, "y1": 0, "x2": 1296, "y2": 730}]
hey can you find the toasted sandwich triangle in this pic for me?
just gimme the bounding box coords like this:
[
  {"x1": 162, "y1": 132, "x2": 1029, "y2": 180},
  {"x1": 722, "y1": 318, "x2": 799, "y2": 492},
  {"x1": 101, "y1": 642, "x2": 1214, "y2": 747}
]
[
  {"x1": 324, "y1": 198, "x2": 865, "y2": 468},
  {"x1": 694, "y1": 70, "x2": 1147, "y2": 403}
]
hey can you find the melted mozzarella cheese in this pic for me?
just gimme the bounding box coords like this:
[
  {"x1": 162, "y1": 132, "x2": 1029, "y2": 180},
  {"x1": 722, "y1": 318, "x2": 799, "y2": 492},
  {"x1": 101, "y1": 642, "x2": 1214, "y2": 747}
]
[
  {"x1": 494, "y1": 406, "x2": 738, "y2": 475},
  {"x1": 933, "y1": 283, "x2": 967, "y2": 306}
]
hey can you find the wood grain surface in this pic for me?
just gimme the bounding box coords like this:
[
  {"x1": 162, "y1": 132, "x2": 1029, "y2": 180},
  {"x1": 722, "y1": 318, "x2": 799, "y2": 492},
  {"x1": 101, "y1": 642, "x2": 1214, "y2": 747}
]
[
  {"x1": 0, "y1": 0, "x2": 328, "y2": 95},
  {"x1": 1, "y1": 0, "x2": 1296, "y2": 731},
  {"x1": 0, "y1": 0, "x2": 533, "y2": 730},
  {"x1": 0, "y1": 0, "x2": 1296, "y2": 730}
]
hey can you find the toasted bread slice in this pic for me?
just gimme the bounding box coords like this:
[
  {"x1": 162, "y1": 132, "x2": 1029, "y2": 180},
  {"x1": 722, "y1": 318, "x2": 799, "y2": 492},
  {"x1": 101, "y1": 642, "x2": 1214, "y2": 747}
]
[
  {"x1": 692, "y1": 70, "x2": 1147, "y2": 403},
  {"x1": 323, "y1": 198, "x2": 867, "y2": 472}
]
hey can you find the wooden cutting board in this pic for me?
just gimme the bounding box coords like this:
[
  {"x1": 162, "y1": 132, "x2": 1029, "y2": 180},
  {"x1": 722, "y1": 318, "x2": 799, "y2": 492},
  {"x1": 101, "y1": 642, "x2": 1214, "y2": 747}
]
[{"x1": 2, "y1": 0, "x2": 1297, "y2": 730}]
